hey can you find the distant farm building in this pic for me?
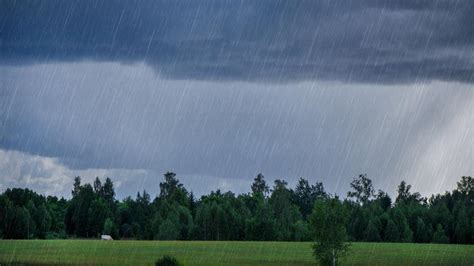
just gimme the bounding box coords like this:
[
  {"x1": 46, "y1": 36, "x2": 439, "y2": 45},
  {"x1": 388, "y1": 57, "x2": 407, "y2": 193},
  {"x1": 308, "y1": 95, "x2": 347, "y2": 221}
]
[{"x1": 101, "y1": 235, "x2": 113, "y2": 240}]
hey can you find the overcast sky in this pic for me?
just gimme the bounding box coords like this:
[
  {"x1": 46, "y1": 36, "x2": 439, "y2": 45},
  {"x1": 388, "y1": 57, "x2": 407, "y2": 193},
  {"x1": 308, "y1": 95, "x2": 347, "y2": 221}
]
[{"x1": 1, "y1": 0, "x2": 473, "y2": 199}]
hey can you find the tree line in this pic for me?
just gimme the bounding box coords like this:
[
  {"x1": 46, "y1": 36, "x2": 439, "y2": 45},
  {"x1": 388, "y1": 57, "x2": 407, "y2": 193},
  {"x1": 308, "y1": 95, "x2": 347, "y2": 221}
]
[{"x1": 0, "y1": 173, "x2": 473, "y2": 244}]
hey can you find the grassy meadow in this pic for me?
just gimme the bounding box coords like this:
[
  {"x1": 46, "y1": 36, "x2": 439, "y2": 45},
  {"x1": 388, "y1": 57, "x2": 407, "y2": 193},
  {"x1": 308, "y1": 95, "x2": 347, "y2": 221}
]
[{"x1": 0, "y1": 240, "x2": 473, "y2": 265}]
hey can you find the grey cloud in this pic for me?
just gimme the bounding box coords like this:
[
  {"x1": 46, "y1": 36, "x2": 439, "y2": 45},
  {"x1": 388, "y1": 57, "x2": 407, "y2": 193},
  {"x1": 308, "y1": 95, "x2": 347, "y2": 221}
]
[
  {"x1": 0, "y1": 148, "x2": 152, "y2": 198},
  {"x1": 1, "y1": 0, "x2": 473, "y2": 83},
  {"x1": 0, "y1": 148, "x2": 257, "y2": 198},
  {"x1": 2, "y1": 1, "x2": 473, "y2": 198},
  {"x1": 1, "y1": 62, "x2": 472, "y2": 197}
]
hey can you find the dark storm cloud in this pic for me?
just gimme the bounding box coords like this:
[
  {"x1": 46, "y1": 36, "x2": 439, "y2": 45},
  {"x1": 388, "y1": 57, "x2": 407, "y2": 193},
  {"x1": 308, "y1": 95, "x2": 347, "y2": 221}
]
[
  {"x1": 1, "y1": 0, "x2": 473, "y2": 198},
  {"x1": 1, "y1": 0, "x2": 473, "y2": 83}
]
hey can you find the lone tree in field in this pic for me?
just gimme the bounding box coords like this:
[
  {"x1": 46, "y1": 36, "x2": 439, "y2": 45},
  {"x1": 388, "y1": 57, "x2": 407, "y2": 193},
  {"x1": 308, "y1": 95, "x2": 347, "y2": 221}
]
[{"x1": 310, "y1": 197, "x2": 350, "y2": 266}]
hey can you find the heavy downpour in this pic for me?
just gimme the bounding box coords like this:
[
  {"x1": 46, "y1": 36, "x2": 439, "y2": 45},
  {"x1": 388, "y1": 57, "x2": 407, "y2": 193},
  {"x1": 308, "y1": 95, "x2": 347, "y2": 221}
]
[{"x1": 0, "y1": 1, "x2": 473, "y2": 265}]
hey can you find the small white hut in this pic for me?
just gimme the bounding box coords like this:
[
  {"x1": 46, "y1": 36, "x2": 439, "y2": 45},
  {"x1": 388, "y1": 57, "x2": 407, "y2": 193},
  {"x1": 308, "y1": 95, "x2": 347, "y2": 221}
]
[{"x1": 101, "y1": 235, "x2": 113, "y2": 240}]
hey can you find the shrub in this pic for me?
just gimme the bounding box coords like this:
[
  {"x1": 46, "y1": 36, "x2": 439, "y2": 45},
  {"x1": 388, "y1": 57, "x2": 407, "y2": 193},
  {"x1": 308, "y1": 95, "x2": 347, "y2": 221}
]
[
  {"x1": 155, "y1": 255, "x2": 180, "y2": 266},
  {"x1": 45, "y1": 231, "x2": 67, "y2": 239}
]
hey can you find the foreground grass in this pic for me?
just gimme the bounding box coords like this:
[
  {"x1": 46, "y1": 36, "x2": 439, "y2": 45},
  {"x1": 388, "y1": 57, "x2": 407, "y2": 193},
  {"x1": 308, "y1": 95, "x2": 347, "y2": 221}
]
[{"x1": 0, "y1": 240, "x2": 473, "y2": 265}]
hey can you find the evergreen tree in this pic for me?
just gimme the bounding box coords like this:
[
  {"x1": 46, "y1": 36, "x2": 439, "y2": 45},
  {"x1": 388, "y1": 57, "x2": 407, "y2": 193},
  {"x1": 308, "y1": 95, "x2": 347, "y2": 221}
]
[
  {"x1": 35, "y1": 204, "x2": 51, "y2": 239},
  {"x1": 72, "y1": 176, "x2": 81, "y2": 197},
  {"x1": 159, "y1": 172, "x2": 189, "y2": 207},
  {"x1": 414, "y1": 218, "x2": 431, "y2": 243},
  {"x1": 293, "y1": 178, "x2": 327, "y2": 218},
  {"x1": 270, "y1": 179, "x2": 302, "y2": 240},
  {"x1": 101, "y1": 177, "x2": 116, "y2": 205},
  {"x1": 158, "y1": 218, "x2": 179, "y2": 240},
  {"x1": 384, "y1": 219, "x2": 400, "y2": 242},
  {"x1": 365, "y1": 219, "x2": 381, "y2": 242},
  {"x1": 245, "y1": 199, "x2": 275, "y2": 241},
  {"x1": 432, "y1": 224, "x2": 449, "y2": 244},
  {"x1": 71, "y1": 184, "x2": 95, "y2": 237},
  {"x1": 294, "y1": 178, "x2": 313, "y2": 218},
  {"x1": 88, "y1": 198, "x2": 111, "y2": 237},
  {"x1": 400, "y1": 222, "x2": 414, "y2": 243},
  {"x1": 103, "y1": 218, "x2": 118, "y2": 239},
  {"x1": 292, "y1": 220, "x2": 311, "y2": 241},
  {"x1": 251, "y1": 173, "x2": 269, "y2": 197},
  {"x1": 453, "y1": 204, "x2": 470, "y2": 244},
  {"x1": 375, "y1": 190, "x2": 392, "y2": 211},
  {"x1": 93, "y1": 177, "x2": 102, "y2": 194}
]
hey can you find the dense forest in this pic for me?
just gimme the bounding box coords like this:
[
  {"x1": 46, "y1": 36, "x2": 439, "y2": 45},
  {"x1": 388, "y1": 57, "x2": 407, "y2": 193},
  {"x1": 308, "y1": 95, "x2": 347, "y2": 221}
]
[{"x1": 0, "y1": 173, "x2": 473, "y2": 244}]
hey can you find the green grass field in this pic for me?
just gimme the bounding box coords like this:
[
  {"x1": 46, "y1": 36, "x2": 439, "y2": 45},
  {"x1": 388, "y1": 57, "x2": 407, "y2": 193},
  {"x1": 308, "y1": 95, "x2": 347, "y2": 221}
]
[{"x1": 0, "y1": 240, "x2": 473, "y2": 265}]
